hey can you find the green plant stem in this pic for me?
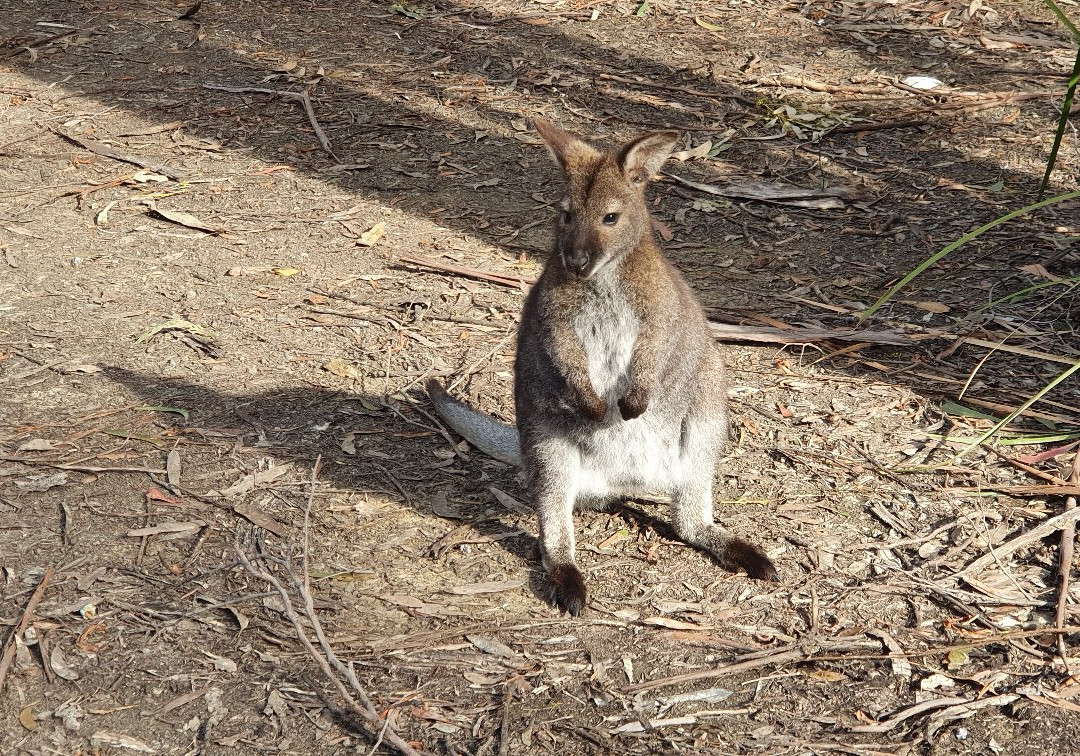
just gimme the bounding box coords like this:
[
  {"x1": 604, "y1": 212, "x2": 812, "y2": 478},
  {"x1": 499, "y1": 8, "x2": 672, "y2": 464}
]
[
  {"x1": 859, "y1": 190, "x2": 1080, "y2": 322},
  {"x1": 952, "y1": 359, "x2": 1080, "y2": 463}
]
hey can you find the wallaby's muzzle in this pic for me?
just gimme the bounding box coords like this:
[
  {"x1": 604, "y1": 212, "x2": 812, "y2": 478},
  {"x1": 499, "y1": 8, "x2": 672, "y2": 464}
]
[{"x1": 563, "y1": 250, "x2": 591, "y2": 277}]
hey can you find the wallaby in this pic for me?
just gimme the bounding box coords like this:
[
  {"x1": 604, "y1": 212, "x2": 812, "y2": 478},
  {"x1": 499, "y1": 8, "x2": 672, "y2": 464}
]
[{"x1": 426, "y1": 119, "x2": 777, "y2": 615}]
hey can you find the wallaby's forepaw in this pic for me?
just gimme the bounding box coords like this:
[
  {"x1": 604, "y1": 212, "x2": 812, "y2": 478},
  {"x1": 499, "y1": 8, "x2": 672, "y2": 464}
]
[
  {"x1": 576, "y1": 389, "x2": 608, "y2": 423},
  {"x1": 618, "y1": 386, "x2": 649, "y2": 420},
  {"x1": 549, "y1": 564, "x2": 587, "y2": 616},
  {"x1": 718, "y1": 538, "x2": 779, "y2": 582}
]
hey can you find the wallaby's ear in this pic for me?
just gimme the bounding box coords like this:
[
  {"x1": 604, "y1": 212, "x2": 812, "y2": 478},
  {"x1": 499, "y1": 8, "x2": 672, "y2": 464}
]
[
  {"x1": 533, "y1": 118, "x2": 598, "y2": 172},
  {"x1": 618, "y1": 131, "x2": 679, "y2": 185}
]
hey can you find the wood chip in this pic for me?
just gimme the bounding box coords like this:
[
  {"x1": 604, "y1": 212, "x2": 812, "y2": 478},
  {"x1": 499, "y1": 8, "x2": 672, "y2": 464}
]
[{"x1": 125, "y1": 521, "x2": 204, "y2": 538}]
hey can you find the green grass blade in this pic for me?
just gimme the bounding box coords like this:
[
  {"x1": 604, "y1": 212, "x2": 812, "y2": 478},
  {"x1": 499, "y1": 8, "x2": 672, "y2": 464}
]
[
  {"x1": 951, "y1": 359, "x2": 1080, "y2": 462},
  {"x1": 1044, "y1": 0, "x2": 1080, "y2": 40},
  {"x1": 858, "y1": 190, "x2": 1080, "y2": 323},
  {"x1": 1038, "y1": 41, "x2": 1080, "y2": 195},
  {"x1": 966, "y1": 275, "x2": 1080, "y2": 318}
]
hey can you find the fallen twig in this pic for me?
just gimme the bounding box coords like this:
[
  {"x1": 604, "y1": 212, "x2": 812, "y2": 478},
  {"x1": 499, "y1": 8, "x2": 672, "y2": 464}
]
[
  {"x1": 1056, "y1": 450, "x2": 1080, "y2": 672},
  {"x1": 597, "y1": 72, "x2": 756, "y2": 107},
  {"x1": 624, "y1": 639, "x2": 878, "y2": 694},
  {"x1": 709, "y1": 321, "x2": 911, "y2": 346},
  {"x1": 3, "y1": 29, "x2": 79, "y2": 59},
  {"x1": 398, "y1": 255, "x2": 535, "y2": 289},
  {"x1": 203, "y1": 83, "x2": 337, "y2": 161},
  {"x1": 954, "y1": 507, "x2": 1080, "y2": 578},
  {"x1": 0, "y1": 566, "x2": 54, "y2": 697},
  {"x1": 925, "y1": 694, "x2": 1020, "y2": 738},
  {"x1": 942, "y1": 484, "x2": 1080, "y2": 497},
  {"x1": 830, "y1": 118, "x2": 929, "y2": 134},
  {"x1": 236, "y1": 462, "x2": 421, "y2": 756},
  {"x1": 0, "y1": 456, "x2": 165, "y2": 475},
  {"x1": 848, "y1": 696, "x2": 969, "y2": 734},
  {"x1": 49, "y1": 128, "x2": 184, "y2": 180}
]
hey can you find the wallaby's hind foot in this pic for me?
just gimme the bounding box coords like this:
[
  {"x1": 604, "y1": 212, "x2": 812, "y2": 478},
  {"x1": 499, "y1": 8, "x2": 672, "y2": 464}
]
[
  {"x1": 706, "y1": 529, "x2": 779, "y2": 582},
  {"x1": 675, "y1": 511, "x2": 778, "y2": 582},
  {"x1": 548, "y1": 564, "x2": 587, "y2": 616},
  {"x1": 717, "y1": 533, "x2": 777, "y2": 583}
]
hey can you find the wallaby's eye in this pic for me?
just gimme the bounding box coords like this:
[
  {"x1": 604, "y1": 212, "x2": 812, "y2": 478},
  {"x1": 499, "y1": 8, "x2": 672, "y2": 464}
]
[
  {"x1": 560, "y1": 210, "x2": 572, "y2": 224},
  {"x1": 603, "y1": 213, "x2": 620, "y2": 226}
]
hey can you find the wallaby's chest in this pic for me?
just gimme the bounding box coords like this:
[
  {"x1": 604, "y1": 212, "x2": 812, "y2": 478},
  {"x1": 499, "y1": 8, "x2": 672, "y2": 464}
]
[{"x1": 571, "y1": 282, "x2": 639, "y2": 401}]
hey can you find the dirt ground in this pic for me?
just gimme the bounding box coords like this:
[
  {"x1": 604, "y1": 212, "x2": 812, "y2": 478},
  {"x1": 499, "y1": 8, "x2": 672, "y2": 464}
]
[{"x1": 2, "y1": 0, "x2": 1080, "y2": 753}]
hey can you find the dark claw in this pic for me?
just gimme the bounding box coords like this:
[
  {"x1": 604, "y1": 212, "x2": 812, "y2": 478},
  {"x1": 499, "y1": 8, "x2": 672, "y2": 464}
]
[{"x1": 549, "y1": 564, "x2": 587, "y2": 616}]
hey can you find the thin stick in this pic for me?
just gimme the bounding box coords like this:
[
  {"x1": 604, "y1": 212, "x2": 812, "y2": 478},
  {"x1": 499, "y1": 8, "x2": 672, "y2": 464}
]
[
  {"x1": 955, "y1": 507, "x2": 1080, "y2": 577},
  {"x1": 0, "y1": 566, "x2": 54, "y2": 697},
  {"x1": 830, "y1": 118, "x2": 928, "y2": 134},
  {"x1": 1056, "y1": 449, "x2": 1080, "y2": 672},
  {"x1": 708, "y1": 321, "x2": 911, "y2": 346},
  {"x1": 623, "y1": 640, "x2": 877, "y2": 694},
  {"x1": 49, "y1": 128, "x2": 184, "y2": 180},
  {"x1": 398, "y1": 255, "x2": 535, "y2": 289},
  {"x1": 303, "y1": 456, "x2": 320, "y2": 599},
  {"x1": 236, "y1": 547, "x2": 422, "y2": 756},
  {"x1": 447, "y1": 330, "x2": 516, "y2": 392},
  {"x1": 203, "y1": 84, "x2": 337, "y2": 161},
  {"x1": 0, "y1": 456, "x2": 165, "y2": 474}
]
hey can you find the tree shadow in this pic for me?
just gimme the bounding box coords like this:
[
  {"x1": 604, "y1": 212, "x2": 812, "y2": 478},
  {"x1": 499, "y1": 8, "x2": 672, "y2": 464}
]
[{"x1": 4, "y1": 0, "x2": 1077, "y2": 571}]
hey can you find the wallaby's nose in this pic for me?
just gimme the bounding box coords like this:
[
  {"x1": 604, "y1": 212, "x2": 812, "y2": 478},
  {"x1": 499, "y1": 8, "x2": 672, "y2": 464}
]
[{"x1": 565, "y1": 251, "x2": 589, "y2": 276}]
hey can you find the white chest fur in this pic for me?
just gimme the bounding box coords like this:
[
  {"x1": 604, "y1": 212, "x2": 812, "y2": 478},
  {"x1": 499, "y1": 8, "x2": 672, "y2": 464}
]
[{"x1": 572, "y1": 275, "x2": 639, "y2": 404}]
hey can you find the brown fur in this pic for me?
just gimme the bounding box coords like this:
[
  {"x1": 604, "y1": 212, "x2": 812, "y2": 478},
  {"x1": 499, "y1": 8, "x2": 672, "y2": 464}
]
[{"x1": 428, "y1": 120, "x2": 778, "y2": 615}]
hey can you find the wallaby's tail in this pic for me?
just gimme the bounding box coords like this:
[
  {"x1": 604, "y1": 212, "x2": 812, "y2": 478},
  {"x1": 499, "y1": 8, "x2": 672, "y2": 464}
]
[{"x1": 425, "y1": 380, "x2": 522, "y2": 466}]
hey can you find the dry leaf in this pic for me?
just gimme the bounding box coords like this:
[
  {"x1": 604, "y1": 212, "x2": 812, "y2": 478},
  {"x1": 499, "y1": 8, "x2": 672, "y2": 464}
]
[
  {"x1": 672, "y1": 140, "x2": 712, "y2": 161},
  {"x1": 217, "y1": 464, "x2": 292, "y2": 497},
  {"x1": 146, "y1": 487, "x2": 182, "y2": 504},
  {"x1": 202, "y1": 650, "x2": 238, "y2": 673},
  {"x1": 49, "y1": 645, "x2": 81, "y2": 681},
  {"x1": 126, "y1": 520, "x2": 205, "y2": 538},
  {"x1": 224, "y1": 606, "x2": 249, "y2": 631},
  {"x1": 91, "y1": 730, "x2": 157, "y2": 753},
  {"x1": 806, "y1": 669, "x2": 847, "y2": 682},
  {"x1": 341, "y1": 432, "x2": 357, "y2": 455},
  {"x1": 166, "y1": 449, "x2": 181, "y2": 486},
  {"x1": 17, "y1": 439, "x2": 59, "y2": 452},
  {"x1": 324, "y1": 358, "x2": 363, "y2": 381},
  {"x1": 466, "y1": 634, "x2": 517, "y2": 658},
  {"x1": 147, "y1": 204, "x2": 220, "y2": 234},
  {"x1": 463, "y1": 670, "x2": 505, "y2": 685},
  {"x1": 18, "y1": 706, "x2": 37, "y2": 731},
  {"x1": 642, "y1": 616, "x2": 706, "y2": 631},
  {"x1": 1018, "y1": 263, "x2": 1060, "y2": 282},
  {"x1": 913, "y1": 301, "x2": 951, "y2": 314},
  {"x1": 489, "y1": 486, "x2": 530, "y2": 514},
  {"x1": 233, "y1": 501, "x2": 286, "y2": 537},
  {"x1": 226, "y1": 266, "x2": 274, "y2": 276},
  {"x1": 15, "y1": 472, "x2": 68, "y2": 492},
  {"x1": 359, "y1": 221, "x2": 387, "y2": 247}
]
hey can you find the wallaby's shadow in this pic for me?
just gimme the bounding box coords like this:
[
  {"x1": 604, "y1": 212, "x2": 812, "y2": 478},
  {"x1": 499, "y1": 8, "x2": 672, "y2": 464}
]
[
  {"x1": 100, "y1": 366, "x2": 742, "y2": 612},
  {"x1": 99, "y1": 365, "x2": 561, "y2": 605}
]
